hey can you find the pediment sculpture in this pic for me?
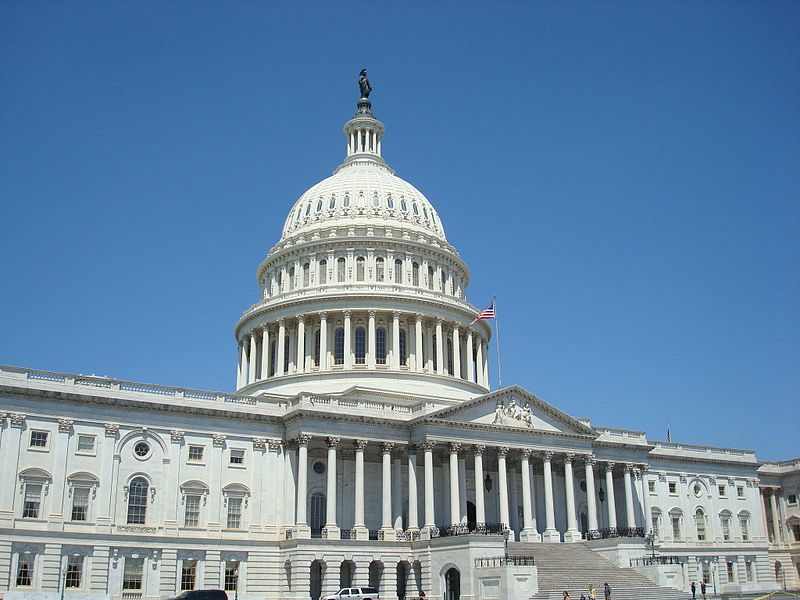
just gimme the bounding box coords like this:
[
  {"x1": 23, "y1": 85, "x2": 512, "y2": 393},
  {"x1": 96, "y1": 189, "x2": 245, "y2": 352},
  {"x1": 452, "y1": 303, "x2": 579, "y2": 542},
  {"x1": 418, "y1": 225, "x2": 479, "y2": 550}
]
[{"x1": 493, "y1": 398, "x2": 533, "y2": 428}]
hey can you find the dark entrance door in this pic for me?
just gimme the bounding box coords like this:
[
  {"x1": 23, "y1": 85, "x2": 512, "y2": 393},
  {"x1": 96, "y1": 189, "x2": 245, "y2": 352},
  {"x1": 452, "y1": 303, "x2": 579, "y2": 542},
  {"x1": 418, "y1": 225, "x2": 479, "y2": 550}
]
[
  {"x1": 467, "y1": 501, "x2": 477, "y2": 531},
  {"x1": 445, "y1": 567, "x2": 460, "y2": 600}
]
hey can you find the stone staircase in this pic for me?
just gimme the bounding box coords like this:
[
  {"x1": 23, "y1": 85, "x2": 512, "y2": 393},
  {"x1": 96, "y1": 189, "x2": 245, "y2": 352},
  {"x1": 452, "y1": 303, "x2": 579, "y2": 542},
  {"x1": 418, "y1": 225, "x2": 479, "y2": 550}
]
[{"x1": 507, "y1": 542, "x2": 692, "y2": 600}]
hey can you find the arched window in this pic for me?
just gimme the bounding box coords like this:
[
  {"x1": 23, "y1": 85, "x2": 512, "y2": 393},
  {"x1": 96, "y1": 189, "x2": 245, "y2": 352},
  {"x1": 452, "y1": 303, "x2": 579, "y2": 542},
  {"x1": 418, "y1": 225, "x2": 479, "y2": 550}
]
[
  {"x1": 304, "y1": 202, "x2": 312, "y2": 217},
  {"x1": 310, "y1": 492, "x2": 326, "y2": 536},
  {"x1": 399, "y1": 329, "x2": 407, "y2": 366},
  {"x1": 739, "y1": 511, "x2": 750, "y2": 541},
  {"x1": 387, "y1": 194, "x2": 394, "y2": 209},
  {"x1": 356, "y1": 257, "x2": 365, "y2": 282},
  {"x1": 315, "y1": 198, "x2": 323, "y2": 213},
  {"x1": 329, "y1": 195, "x2": 336, "y2": 210},
  {"x1": 720, "y1": 511, "x2": 732, "y2": 541},
  {"x1": 269, "y1": 339, "x2": 277, "y2": 376},
  {"x1": 670, "y1": 510, "x2": 682, "y2": 540},
  {"x1": 412, "y1": 262, "x2": 419, "y2": 286},
  {"x1": 337, "y1": 258, "x2": 346, "y2": 282},
  {"x1": 447, "y1": 338, "x2": 454, "y2": 375},
  {"x1": 302, "y1": 263, "x2": 310, "y2": 287},
  {"x1": 375, "y1": 258, "x2": 384, "y2": 282},
  {"x1": 318, "y1": 260, "x2": 327, "y2": 285},
  {"x1": 427, "y1": 266, "x2": 434, "y2": 290},
  {"x1": 126, "y1": 477, "x2": 148, "y2": 524},
  {"x1": 314, "y1": 330, "x2": 321, "y2": 367},
  {"x1": 277, "y1": 270, "x2": 283, "y2": 291},
  {"x1": 294, "y1": 207, "x2": 302, "y2": 224},
  {"x1": 288, "y1": 266, "x2": 295, "y2": 291},
  {"x1": 651, "y1": 509, "x2": 662, "y2": 537},
  {"x1": 343, "y1": 193, "x2": 350, "y2": 208},
  {"x1": 695, "y1": 508, "x2": 706, "y2": 540},
  {"x1": 423, "y1": 206, "x2": 429, "y2": 220},
  {"x1": 355, "y1": 327, "x2": 366, "y2": 364},
  {"x1": 372, "y1": 193, "x2": 380, "y2": 208},
  {"x1": 283, "y1": 336, "x2": 291, "y2": 373},
  {"x1": 334, "y1": 328, "x2": 344, "y2": 365},
  {"x1": 376, "y1": 328, "x2": 387, "y2": 365},
  {"x1": 400, "y1": 197, "x2": 407, "y2": 212},
  {"x1": 412, "y1": 202, "x2": 419, "y2": 216},
  {"x1": 394, "y1": 259, "x2": 403, "y2": 284}
]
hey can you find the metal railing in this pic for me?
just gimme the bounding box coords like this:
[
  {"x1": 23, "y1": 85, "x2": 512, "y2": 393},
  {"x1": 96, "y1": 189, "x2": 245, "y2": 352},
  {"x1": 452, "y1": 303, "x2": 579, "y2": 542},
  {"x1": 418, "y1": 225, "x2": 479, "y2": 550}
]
[
  {"x1": 588, "y1": 526, "x2": 645, "y2": 539},
  {"x1": 630, "y1": 556, "x2": 682, "y2": 566},
  {"x1": 475, "y1": 556, "x2": 535, "y2": 568},
  {"x1": 431, "y1": 522, "x2": 506, "y2": 538}
]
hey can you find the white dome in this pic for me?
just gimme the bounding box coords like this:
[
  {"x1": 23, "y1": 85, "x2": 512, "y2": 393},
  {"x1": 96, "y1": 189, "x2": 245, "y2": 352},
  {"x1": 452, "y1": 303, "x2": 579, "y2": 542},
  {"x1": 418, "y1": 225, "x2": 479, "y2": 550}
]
[{"x1": 281, "y1": 160, "x2": 447, "y2": 242}]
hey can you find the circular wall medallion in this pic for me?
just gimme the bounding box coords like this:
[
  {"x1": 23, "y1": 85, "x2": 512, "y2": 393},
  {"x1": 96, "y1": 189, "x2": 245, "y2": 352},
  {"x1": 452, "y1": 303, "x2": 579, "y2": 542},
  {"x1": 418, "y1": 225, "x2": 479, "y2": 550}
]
[
  {"x1": 693, "y1": 483, "x2": 703, "y2": 497},
  {"x1": 134, "y1": 441, "x2": 151, "y2": 459},
  {"x1": 313, "y1": 461, "x2": 326, "y2": 475}
]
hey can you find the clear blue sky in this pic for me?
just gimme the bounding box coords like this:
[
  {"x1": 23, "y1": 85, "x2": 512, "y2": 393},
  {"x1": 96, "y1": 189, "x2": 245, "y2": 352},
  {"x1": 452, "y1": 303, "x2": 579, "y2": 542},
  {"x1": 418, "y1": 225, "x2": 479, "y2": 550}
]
[{"x1": 1, "y1": 2, "x2": 798, "y2": 461}]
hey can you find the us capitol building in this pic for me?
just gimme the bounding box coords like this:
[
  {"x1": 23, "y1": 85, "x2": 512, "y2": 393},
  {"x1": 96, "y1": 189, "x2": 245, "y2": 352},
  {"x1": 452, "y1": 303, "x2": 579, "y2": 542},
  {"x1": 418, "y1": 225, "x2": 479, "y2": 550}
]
[{"x1": 1, "y1": 76, "x2": 798, "y2": 600}]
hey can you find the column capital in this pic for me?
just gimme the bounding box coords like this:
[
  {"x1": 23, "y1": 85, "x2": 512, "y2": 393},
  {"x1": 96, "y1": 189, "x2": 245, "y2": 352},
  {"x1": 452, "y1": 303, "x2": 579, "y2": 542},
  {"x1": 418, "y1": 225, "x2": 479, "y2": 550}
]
[
  {"x1": 368, "y1": 309, "x2": 376, "y2": 318},
  {"x1": 212, "y1": 433, "x2": 227, "y2": 447},
  {"x1": 380, "y1": 441, "x2": 395, "y2": 454},
  {"x1": 452, "y1": 321, "x2": 460, "y2": 331},
  {"x1": 407, "y1": 443, "x2": 419, "y2": 454},
  {"x1": 564, "y1": 452, "x2": 575, "y2": 464},
  {"x1": 640, "y1": 464, "x2": 650, "y2": 473},
  {"x1": 421, "y1": 440, "x2": 436, "y2": 452},
  {"x1": 277, "y1": 317, "x2": 286, "y2": 327},
  {"x1": 249, "y1": 327, "x2": 259, "y2": 337},
  {"x1": 297, "y1": 434, "x2": 312, "y2": 447},
  {"x1": 473, "y1": 444, "x2": 485, "y2": 456},
  {"x1": 325, "y1": 436, "x2": 340, "y2": 448},
  {"x1": 318, "y1": 311, "x2": 328, "y2": 320},
  {"x1": 296, "y1": 315, "x2": 305, "y2": 325},
  {"x1": 262, "y1": 323, "x2": 270, "y2": 332},
  {"x1": 415, "y1": 313, "x2": 424, "y2": 323},
  {"x1": 625, "y1": 462, "x2": 635, "y2": 472},
  {"x1": 252, "y1": 437, "x2": 267, "y2": 450},
  {"x1": 268, "y1": 439, "x2": 283, "y2": 451},
  {"x1": 58, "y1": 418, "x2": 74, "y2": 433},
  {"x1": 584, "y1": 455, "x2": 596, "y2": 466},
  {"x1": 435, "y1": 317, "x2": 443, "y2": 326},
  {"x1": 343, "y1": 310, "x2": 352, "y2": 319},
  {"x1": 497, "y1": 446, "x2": 509, "y2": 458},
  {"x1": 542, "y1": 450, "x2": 554, "y2": 461},
  {"x1": 604, "y1": 461, "x2": 616, "y2": 472},
  {"x1": 104, "y1": 422, "x2": 119, "y2": 437},
  {"x1": 447, "y1": 442, "x2": 461, "y2": 454},
  {"x1": 170, "y1": 430, "x2": 185, "y2": 443},
  {"x1": 392, "y1": 448, "x2": 404, "y2": 460},
  {"x1": 353, "y1": 439, "x2": 368, "y2": 451},
  {"x1": 520, "y1": 448, "x2": 532, "y2": 459},
  {"x1": 392, "y1": 310, "x2": 401, "y2": 319}
]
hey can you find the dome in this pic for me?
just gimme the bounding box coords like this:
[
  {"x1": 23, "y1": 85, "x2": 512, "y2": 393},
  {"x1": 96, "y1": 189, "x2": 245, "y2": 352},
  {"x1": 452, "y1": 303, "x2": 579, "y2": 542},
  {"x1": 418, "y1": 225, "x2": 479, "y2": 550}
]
[{"x1": 281, "y1": 161, "x2": 447, "y2": 242}]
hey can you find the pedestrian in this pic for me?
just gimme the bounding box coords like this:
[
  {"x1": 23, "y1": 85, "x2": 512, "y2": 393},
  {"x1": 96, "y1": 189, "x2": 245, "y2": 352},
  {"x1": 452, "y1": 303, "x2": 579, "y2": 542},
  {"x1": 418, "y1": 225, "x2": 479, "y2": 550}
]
[
  {"x1": 419, "y1": 592, "x2": 426, "y2": 600},
  {"x1": 589, "y1": 584, "x2": 596, "y2": 600},
  {"x1": 563, "y1": 592, "x2": 571, "y2": 600},
  {"x1": 691, "y1": 581, "x2": 696, "y2": 599},
  {"x1": 604, "y1": 582, "x2": 611, "y2": 600},
  {"x1": 701, "y1": 581, "x2": 706, "y2": 600}
]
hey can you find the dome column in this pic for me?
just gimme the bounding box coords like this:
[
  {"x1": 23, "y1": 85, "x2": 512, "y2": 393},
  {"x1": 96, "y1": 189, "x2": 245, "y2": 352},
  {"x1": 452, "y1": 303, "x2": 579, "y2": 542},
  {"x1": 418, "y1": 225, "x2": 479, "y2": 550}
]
[
  {"x1": 248, "y1": 330, "x2": 257, "y2": 384},
  {"x1": 295, "y1": 316, "x2": 305, "y2": 374},
  {"x1": 368, "y1": 310, "x2": 376, "y2": 369},
  {"x1": 343, "y1": 311, "x2": 352, "y2": 369},
  {"x1": 452, "y1": 323, "x2": 461, "y2": 379},
  {"x1": 435, "y1": 318, "x2": 444, "y2": 376},
  {"x1": 318, "y1": 312, "x2": 328, "y2": 370},
  {"x1": 425, "y1": 321, "x2": 434, "y2": 372},
  {"x1": 237, "y1": 341, "x2": 245, "y2": 389},
  {"x1": 391, "y1": 311, "x2": 400, "y2": 370},
  {"x1": 276, "y1": 319, "x2": 286, "y2": 377},
  {"x1": 260, "y1": 326, "x2": 270, "y2": 380},
  {"x1": 414, "y1": 314, "x2": 423, "y2": 372},
  {"x1": 466, "y1": 330, "x2": 475, "y2": 383}
]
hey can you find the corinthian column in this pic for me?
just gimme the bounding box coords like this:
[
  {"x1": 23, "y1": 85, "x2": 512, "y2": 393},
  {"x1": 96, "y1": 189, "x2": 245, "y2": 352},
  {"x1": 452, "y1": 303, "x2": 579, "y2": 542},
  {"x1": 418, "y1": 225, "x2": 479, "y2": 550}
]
[
  {"x1": 318, "y1": 312, "x2": 328, "y2": 370},
  {"x1": 343, "y1": 311, "x2": 352, "y2": 369},
  {"x1": 260, "y1": 326, "x2": 270, "y2": 379},
  {"x1": 294, "y1": 434, "x2": 311, "y2": 538},
  {"x1": 563, "y1": 453, "x2": 581, "y2": 542},
  {"x1": 248, "y1": 331, "x2": 257, "y2": 384},
  {"x1": 414, "y1": 314, "x2": 424, "y2": 372},
  {"x1": 323, "y1": 437, "x2": 339, "y2": 538},
  {"x1": 476, "y1": 338, "x2": 484, "y2": 386},
  {"x1": 605, "y1": 462, "x2": 618, "y2": 532},
  {"x1": 276, "y1": 319, "x2": 286, "y2": 376},
  {"x1": 435, "y1": 318, "x2": 444, "y2": 375},
  {"x1": 353, "y1": 439, "x2": 368, "y2": 540},
  {"x1": 296, "y1": 316, "x2": 305, "y2": 374},
  {"x1": 519, "y1": 449, "x2": 540, "y2": 541},
  {"x1": 448, "y1": 442, "x2": 461, "y2": 526},
  {"x1": 380, "y1": 442, "x2": 396, "y2": 540},
  {"x1": 542, "y1": 451, "x2": 560, "y2": 542},
  {"x1": 392, "y1": 311, "x2": 401, "y2": 369},
  {"x1": 368, "y1": 310, "x2": 376, "y2": 369},
  {"x1": 422, "y1": 441, "x2": 436, "y2": 529},
  {"x1": 466, "y1": 329, "x2": 475, "y2": 383},
  {"x1": 624, "y1": 463, "x2": 636, "y2": 531},
  {"x1": 585, "y1": 456, "x2": 598, "y2": 536},
  {"x1": 473, "y1": 445, "x2": 486, "y2": 525},
  {"x1": 452, "y1": 323, "x2": 461, "y2": 378},
  {"x1": 497, "y1": 447, "x2": 510, "y2": 530}
]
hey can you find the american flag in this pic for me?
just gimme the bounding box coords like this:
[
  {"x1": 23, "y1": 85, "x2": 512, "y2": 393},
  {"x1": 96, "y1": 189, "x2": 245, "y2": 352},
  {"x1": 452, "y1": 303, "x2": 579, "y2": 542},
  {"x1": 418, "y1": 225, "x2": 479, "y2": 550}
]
[{"x1": 471, "y1": 300, "x2": 496, "y2": 324}]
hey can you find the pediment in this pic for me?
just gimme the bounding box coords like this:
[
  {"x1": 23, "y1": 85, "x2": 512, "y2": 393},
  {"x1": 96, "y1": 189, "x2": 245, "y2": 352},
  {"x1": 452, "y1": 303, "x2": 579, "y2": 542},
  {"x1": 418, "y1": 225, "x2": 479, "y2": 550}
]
[{"x1": 426, "y1": 385, "x2": 597, "y2": 437}]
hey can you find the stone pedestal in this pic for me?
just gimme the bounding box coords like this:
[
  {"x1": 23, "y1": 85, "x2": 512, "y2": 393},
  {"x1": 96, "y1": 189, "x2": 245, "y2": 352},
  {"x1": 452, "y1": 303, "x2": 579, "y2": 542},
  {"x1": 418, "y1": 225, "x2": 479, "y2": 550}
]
[
  {"x1": 542, "y1": 529, "x2": 561, "y2": 543},
  {"x1": 519, "y1": 529, "x2": 542, "y2": 542}
]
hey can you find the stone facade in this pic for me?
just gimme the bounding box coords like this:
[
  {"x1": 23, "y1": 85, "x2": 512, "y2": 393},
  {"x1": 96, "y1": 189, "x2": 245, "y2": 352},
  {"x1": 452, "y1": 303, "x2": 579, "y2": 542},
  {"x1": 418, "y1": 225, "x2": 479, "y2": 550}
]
[{"x1": 1, "y1": 90, "x2": 797, "y2": 600}]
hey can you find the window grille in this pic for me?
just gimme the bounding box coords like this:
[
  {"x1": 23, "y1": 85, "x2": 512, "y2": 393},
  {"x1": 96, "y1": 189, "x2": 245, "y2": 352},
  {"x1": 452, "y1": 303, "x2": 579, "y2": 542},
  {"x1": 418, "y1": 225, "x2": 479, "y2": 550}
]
[
  {"x1": 227, "y1": 497, "x2": 243, "y2": 529},
  {"x1": 122, "y1": 558, "x2": 144, "y2": 590},
  {"x1": 355, "y1": 327, "x2": 366, "y2": 364},
  {"x1": 126, "y1": 478, "x2": 148, "y2": 524},
  {"x1": 376, "y1": 328, "x2": 387, "y2": 365},
  {"x1": 412, "y1": 263, "x2": 419, "y2": 286},
  {"x1": 30, "y1": 431, "x2": 48, "y2": 448},
  {"x1": 334, "y1": 328, "x2": 344, "y2": 365},
  {"x1": 283, "y1": 336, "x2": 290, "y2": 372},
  {"x1": 16, "y1": 556, "x2": 33, "y2": 586},
  {"x1": 188, "y1": 446, "x2": 204, "y2": 462},
  {"x1": 66, "y1": 555, "x2": 82, "y2": 588},
  {"x1": 337, "y1": 258, "x2": 346, "y2": 282},
  {"x1": 184, "y1": 495, "x2": 201, "y2": 527},
  {"x1": 77, "y1": 435, "x2": 95, "y2": 452},
  {"x1": 356, "y1": 257, "x2": 365, "y2": 282},
  {"x1": 394, "y1": 259, "x2": 402, "y2": 284},
  {"x1": 224, "y1": 562, "x2": 239, "y2": 591},
  {"x1": 180, "y1": 560, "x2": 196, "y2": 591},
  {"x1": 318, "y1": 260, "x2": 327, "y2": 284},
  {"x1": 71, "y1": 487, "x2": 90, "y2": 521},
  {"x1": 399, "y1": 330, "x2": 407, "y2": 366},
  {"x1": 23, "y1": 483, "x2": 42, "y2": 518}
]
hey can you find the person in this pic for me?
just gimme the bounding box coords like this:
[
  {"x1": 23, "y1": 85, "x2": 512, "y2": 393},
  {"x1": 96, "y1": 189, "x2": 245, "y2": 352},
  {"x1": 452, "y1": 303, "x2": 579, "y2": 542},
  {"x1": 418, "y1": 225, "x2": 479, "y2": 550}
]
[
  {"x1": 580, "y1": 594, "x2": 586, "y2": 600},
  {"x1": 589, "y1": 584, "x2": 596, "y2": 600},
  {"x1": 691, "y1": 581, "x2": 696, "y2": 599},
  {"x1": 603, "y1": 582, "x2": 611, "y2": 600},
  {"x1": 563, "y1": 592, "x2": 571, "y2": 600},
  {"x1": 700, "y1": 581, "x2": 706, "y2": 600},
  {"x1": 419, "y1": 592, "x2": 426, "y2": 599}
]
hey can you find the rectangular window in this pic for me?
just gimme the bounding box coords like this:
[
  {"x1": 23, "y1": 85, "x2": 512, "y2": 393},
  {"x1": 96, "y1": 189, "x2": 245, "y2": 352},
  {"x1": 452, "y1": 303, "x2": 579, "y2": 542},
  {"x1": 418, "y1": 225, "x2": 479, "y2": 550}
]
[
  {"x1": 722, "y1": 516, "x2": 731, "y2": 541},
  {"x1": 718, "y1": 484, "x2": 726, "y2": 497},
  {"x1": 122, "y1": 557, "x2": 144, "y2": 590},
  {"x1": 188, "y1": 445, "x2": 204, "y2": 463},
  {"x1": 180, "y1": 560, "x2": 196, "y2": 591},
  {"x1": 224, "y1": 561, "x2": 239, "y2": 591},
  {"x1": 652, "y1": 515, "x2": 660, "y2": 537},
  {"x1": 789, "y1": 493, "x2": 798, "y2": 505},
  {"x1": 648, "y1": 480, "x2": 656, "y2": 493},
  {"x1": 29, "y1": 430, "x2": 48, "y2": 448},
  {"x1": 746, "y1": 561, "x2": 754, "y2": 582},
  {"x1": 76, "y1": 435, "x2": 96, "y2": 454},
  {"x1": 740, "y1": 517, "x2": 749, "y2": 541},
  {"x1": 229, "y1": 449, "x2": 245, "y2": 466},
  {"x1": 737, "y1": 486, "x2": 745, "y2": 498},
  {"x1": 671, "y1": 516, "x2": 681, "y2": 540},
  {"x1": 668, "y1": 482, "x2": 677, "y2": 494},
  {"x1": 65, "y1": 555, "x2": 83, "y2": 588},
  {"x1": 184, "y1": 495, "x2": 201, "y2": 527},
  {"x1": 16, "y1": 555, "x2": 33, "y2": 586},
  {"x1": 726, "y1": 561, "x2": 735, "y2": 582},
  {"x1": 71, "y1": 487, "x2": 90, "y2": 521},
  {"x1": 23, "y1": 483, "x2": 42, "y2": 518},
  {"x1": 226, "y1": 497, "x2": 242, "y2": 529}
]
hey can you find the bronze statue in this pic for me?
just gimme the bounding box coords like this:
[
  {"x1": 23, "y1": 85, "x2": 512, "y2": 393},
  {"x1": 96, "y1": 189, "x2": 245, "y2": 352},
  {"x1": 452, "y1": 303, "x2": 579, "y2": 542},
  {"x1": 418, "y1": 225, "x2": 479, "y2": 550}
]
[{"x1": 359, "y1": 69, "x2": 372, "y2": 98}]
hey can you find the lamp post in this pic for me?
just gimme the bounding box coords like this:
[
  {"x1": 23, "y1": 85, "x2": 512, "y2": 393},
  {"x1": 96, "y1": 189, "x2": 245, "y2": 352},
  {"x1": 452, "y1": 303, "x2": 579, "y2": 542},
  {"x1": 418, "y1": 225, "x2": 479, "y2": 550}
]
[
  {"x1": 644, "y1": 531, "x2": 657, "y2": 562},
  {"x1": 502, "y1": 528, "x2": 510, "y2": 560}
]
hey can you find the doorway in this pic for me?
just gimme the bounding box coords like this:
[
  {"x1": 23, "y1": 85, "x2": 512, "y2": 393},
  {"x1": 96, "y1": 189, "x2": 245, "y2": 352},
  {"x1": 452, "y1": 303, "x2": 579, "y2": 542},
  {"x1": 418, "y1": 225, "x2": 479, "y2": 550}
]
[
  {"x1": 445, "y1": 567, "x2": 460, "y2": 600},
  {"x1": 467, "y1": 501, "x2": 476, "y2": 531}
]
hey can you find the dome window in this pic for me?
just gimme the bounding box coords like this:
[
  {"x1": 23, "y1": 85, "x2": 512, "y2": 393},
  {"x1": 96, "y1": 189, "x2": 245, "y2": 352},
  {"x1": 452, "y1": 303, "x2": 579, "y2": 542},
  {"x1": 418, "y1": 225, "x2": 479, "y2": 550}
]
[
  {"x1": 318, "y1": 260, "x2": 327, "y2": 284},
  {"x1": 316, "y1": 198, "x2": 323, "y2": 213},
  {"x1": 305, "y1": 202, "x2": 312, "y2": 217},
  {"x1": 354, "y1": 327, "x2": 366, "y2": 364},
  {"x1": 329, "y1": 195, "x2": 336, "y2": 210},
  {"x1": 372, "y1": 193, "x2": 380, "y2": 208},
  {"x1": 412, "y1": 203, "x2": 419, "y2": 216},
  {"x1": 356, "y1": 257, "x2": 365, "y2": 282},
  {"x1": 387, "y1": 194, "x2": 394, "y2": 209},
  {"x1": 295, "y1": 207, "x2": 302, "y2": 224},
  {"x1": 423, "y1": 206, "x2": 429, "y2": 220},
  {"x1": 412, "y1": 262, "x2": 420, "y2": 286},
  {"x1": 394, "y1": 259, "x2": 403, "y2": 284},
  {"x1": 399, "y1": 329, "x2": 408, "y2": 365},
  {"x1": 334, "y1": 328, "x2": 344, "y2": 365},
  {"x1": 343, "y1": 193, "x2": 350, "y2": 208},
  {"x1": 376, "y1": 328, "x2": 387, "y2": 365},
  {"x1": 357, "y1": 191, "x2": 366, "y2": 208},
  {"x1": 375, "y1": 258, "x2": 385, "y2": 282},
  {"x1": 337, "y1": 258, "x2": 346, "y2": 282},
  {"x1": 400, "y1": 197, "x2": 408, "y2": 212}
]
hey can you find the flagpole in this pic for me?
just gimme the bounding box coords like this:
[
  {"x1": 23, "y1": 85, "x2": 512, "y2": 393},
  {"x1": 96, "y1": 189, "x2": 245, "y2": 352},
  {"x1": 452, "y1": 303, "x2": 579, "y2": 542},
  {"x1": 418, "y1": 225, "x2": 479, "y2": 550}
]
[{"x1": 494, "y1": 296, "x2": 503, "y2": 389}]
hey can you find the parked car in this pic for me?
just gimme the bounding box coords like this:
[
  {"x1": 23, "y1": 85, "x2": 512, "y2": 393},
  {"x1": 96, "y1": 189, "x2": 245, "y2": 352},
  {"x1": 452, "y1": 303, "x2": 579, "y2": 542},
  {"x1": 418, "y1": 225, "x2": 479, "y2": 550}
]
[
  {"x1": 322, "y1": 587, "x2": 380, "y2": 600},
  {"x1": 170, "y1": 590, "x2": 228, "y2": 600}
]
